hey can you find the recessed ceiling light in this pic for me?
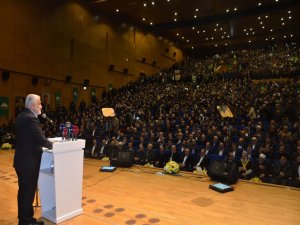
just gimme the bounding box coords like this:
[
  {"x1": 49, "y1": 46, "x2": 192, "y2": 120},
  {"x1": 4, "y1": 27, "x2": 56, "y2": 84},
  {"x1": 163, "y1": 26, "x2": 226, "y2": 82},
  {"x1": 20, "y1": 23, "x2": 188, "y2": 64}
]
[
  {"x1": 224, "y1": 31, "x2": 227, "y2": 34},
  {"x1": 143, "y1": 3, "x2": 147, "y2": 7},
  {"x1": 244, "y1": 29, "x2": 247, "y2": 32},
  {"x1": 227, "y1": 35, "x2": 230, "y2": 38},
  {"x1": 174, "y1": 18, "x2": 177, "y2": 21},
  {"x1": 174, "y1": 12, "x2": 177, "y2": 16},
  {"x1": 192, "y1": 27, "x2": 195, "y2": 30},
  {"x1": 197, "y1": 30, "x2": 200, "y2": 33},
  {"x1": 211, "y1": 37, "x2": 214, "y2": 40},
  {"x1": 288, "y1": 11, "x2": 291, "y2": 14},
  {"x1": 151, "y1": 1, "x2": 155, "y2": 5},
  {"x1": 226, "y1": 9, "x2": 230, "y2": 13},
  {"x1": 214, "y1": 44, "x2": 218, "y2": 47},
  {"x1": 234, "y1": 8, "x2": 237, "y2": 11},
  {"x1": 182, "y1": 36, "x2": 184, "y2": 39},
  {"x1": 275, "y1": 0, "x2": 279, "y2": 2},
  {"x1": 150, "y1": 22, "x2": 153, "y2": 25},
  {"x1": 220, "y1": 28, "x2": 223, "y2": 31},
  {"x1": 187, "y1": 40, "x2": 189, "y2": 43},
  {"x1": 225, "y1": 43, "x2": 228, "y2": 46},
  {"x1": 192, "y1": 46, "x2": 194, "y2": 49},
  {"x1": 284, "y1": 35, "x2": 286, "y2": 38},
  {"x1": 248, "y1": 40, "x2": 251, "y2": 43},
  {"x1": 246, "y1": 33, "x2": 249, "y2": 35},
  {"x1": 252, "y1": 32, "x2": 255, "y2": 35},
  {"x1": 203, "y1": 30, "x2": 206, "y2": 33},
  {"x1": 116, "y1": 9, "x2": 119, "y2": 12},
  {"x1": 265, "y1": 15, "x2": 268, "y2": 18},
  {"x1": 289, "y1": 16, "x2": 292, "y2": 19},
  {"x1": 194, "y1": 15, "x2": 197, "y2": 18},
  {"x1": 196, "y1": 8, "x2": 199, "y2": 12},
  {"x1": 221, "y1": 36, "x2": 224, "y2": 39},
  {"x1": 258, "y1": 16, "x2": 261, "y2": 20},
  {"x1": 262, "y1": 26, "x2": 265, "y2": 29},
  {"x1": 272, "y1": 37, "x2": 274, "y2": 40},
  {"x1": 216, "y1": 23, "x2": 219, "y2": 27},
  {"x1": 214, "y1": 28, "x2": 217, "y2": 31},
  {"x1": 290, "y1": 34, "x2": 293, "y2": 37},
  {"x1": 258, "y1": 2, "x2": 262, "y2": 6},
  {"x1": 270, "y1": 29, "x2": 273, "y2": 32},
  {"x1": 260, "y1": 21, "x2": 263, "y2": 24},
  {"x1": 206, "y1": 37, "x2": 208, "y2": 40},
  {"x1": 282, "y1": 22, "x2": 285, "y2": 26},
  {"x1": 142, "y1": 17, "x2": 146, "y2": 21},
  {"x1": 281, "y1": 18, "x2": 284, "y2": 21},
  {"x1": 176, "y1": 33, "x2": 179, "y2": 36},
  {"x1": 266, "y1": 38, "x2": 268, "y2": 40}
]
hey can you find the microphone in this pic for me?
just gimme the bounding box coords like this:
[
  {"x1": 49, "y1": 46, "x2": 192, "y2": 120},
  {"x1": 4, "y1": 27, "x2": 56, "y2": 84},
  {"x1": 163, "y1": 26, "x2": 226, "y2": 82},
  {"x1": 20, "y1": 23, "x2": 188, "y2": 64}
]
[{"x1": 41, "y1": 113, "x2": 53, "y2": 123}]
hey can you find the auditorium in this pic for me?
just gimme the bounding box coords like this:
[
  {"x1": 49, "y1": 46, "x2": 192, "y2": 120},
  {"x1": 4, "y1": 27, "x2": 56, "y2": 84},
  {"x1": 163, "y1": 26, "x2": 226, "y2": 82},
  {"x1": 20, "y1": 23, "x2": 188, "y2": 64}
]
[{"x1": 0, "y1": 0, "x2": 299, "y2": 225}]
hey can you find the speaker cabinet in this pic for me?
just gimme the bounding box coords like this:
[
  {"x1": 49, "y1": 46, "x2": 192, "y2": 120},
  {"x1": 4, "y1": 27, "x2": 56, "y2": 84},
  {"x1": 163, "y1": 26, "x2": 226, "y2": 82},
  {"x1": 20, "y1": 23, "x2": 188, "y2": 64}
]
[
  {"x1": 2, "y1": 71, "x2": 10, "y2": 81},
  {"x1": 66, "y1": 75, "x2": 72, "y2": 83},
  {"x1": 114, "y1": 151, "x2": 133, "y2": 167},
  {"x1": 207, "y1": 160, "x2": 239, "y2": 184},
  {"x1": 32, "y1": 77, "x2": 39, "y2": 85},
  {"x1": 109, "y1": 64, "x2": 114, "y2": 71}
]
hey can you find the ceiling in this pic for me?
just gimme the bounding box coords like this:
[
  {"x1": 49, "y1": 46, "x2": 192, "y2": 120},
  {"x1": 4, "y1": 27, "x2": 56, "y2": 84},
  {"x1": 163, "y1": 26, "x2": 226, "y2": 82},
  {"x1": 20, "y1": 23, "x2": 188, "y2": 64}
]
[{"x1": 84, "y1": 0, "x2": 300, "y2": 52}]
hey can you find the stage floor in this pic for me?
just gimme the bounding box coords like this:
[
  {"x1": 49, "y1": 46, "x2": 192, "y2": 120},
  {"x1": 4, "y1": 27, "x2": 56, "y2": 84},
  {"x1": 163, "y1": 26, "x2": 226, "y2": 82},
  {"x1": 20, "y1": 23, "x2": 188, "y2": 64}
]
[{"x1": 1, "y1": 150, "x2": 299, "y2": 225}]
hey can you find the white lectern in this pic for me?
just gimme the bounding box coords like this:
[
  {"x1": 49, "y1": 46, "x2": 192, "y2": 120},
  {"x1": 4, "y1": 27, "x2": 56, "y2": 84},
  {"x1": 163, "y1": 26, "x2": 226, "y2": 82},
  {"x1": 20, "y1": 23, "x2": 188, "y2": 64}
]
[{"x1": 38, "y1": 138, "x2": 85, "y2": 224}]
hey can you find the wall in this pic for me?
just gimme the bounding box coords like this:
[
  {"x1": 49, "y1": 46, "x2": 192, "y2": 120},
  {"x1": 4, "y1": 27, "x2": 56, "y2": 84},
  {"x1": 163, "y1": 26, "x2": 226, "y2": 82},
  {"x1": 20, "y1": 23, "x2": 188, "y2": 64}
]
[{"x1": 0, "y1": 0, "x2": 183, "y2": 123}]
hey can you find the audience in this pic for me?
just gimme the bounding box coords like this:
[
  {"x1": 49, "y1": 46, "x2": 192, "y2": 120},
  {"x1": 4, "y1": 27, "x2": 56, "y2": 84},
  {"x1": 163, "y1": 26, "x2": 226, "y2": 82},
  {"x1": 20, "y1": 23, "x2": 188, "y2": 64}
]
[{"x1": 0, "y1": 46, "x2": 299, "y2": 188}]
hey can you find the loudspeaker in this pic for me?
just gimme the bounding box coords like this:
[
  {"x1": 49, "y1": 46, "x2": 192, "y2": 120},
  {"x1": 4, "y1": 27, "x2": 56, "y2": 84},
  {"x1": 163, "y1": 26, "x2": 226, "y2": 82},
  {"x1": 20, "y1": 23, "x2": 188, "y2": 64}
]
[
  {"x1": 66, "y1": 75, "x2": 72, "y2": 83},
  {"x1": 109, "y1": 64, "x2": 114, "y2": 71},
  {"x1": 207, "y1": 160, "x2": 239, "y2": 184},
  {"x1": 83, "y1": 79, "x2": 89, "y2": 86},
  {"x1": 123, "y1": 68, "x2": 128, "y2": 74},
  {"x1": 32, "y1": 77, "x2": 39, "y2": 85},
  {"x1": 2, "y1": 71, "x2": 10, "y2": 81},
  {"x1": 115, "y1": 151, "x2": 133, "y2": 167}
]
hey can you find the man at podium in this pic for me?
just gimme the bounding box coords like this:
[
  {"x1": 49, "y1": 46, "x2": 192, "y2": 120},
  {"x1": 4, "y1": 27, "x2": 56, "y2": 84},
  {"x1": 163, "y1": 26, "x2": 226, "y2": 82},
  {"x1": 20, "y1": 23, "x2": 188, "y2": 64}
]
[{"x1": 13, "y1": 94, "x2": 53, "y2": 225}]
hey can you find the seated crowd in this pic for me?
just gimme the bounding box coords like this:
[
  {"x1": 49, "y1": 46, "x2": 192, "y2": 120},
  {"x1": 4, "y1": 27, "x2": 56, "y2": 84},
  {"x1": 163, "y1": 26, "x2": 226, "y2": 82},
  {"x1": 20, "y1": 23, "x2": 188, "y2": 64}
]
[{"x1": 1, "y1": 47, "x2": 299, "y2": 188}]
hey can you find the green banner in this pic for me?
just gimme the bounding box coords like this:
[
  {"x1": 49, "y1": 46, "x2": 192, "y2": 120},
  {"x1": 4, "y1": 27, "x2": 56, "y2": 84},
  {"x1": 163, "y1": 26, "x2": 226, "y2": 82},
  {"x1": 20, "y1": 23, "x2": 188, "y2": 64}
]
[
  {"x1": 107, "y1": 83, "x2": 113, "y2": 91},
  {"x1": 55, "y1": 92, "x2": 61, "y2": 108},
  {"x1": 91, "y1": 88, "x2": 96, "y2": 97},
  {"x1": 0, "y1": 96, "x2": 9, "y2": 117},
  {"x1": 73, "y1": 87, "x2": 78, "y2": 103}
]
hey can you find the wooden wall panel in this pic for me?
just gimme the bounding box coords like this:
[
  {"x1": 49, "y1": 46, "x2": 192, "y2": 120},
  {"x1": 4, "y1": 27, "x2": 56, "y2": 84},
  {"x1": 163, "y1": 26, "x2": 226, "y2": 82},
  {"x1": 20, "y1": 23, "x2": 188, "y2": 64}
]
[{"x1": 0, "y1": 0, "x2": 183, "y2": 122}]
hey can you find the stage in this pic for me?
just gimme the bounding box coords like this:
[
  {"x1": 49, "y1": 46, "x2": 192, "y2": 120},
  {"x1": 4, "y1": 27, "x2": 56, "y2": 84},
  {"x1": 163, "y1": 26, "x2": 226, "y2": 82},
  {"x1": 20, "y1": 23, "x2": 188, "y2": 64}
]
[{"x1": 0, "y1": 150, "x2": 299, "y2": 225}]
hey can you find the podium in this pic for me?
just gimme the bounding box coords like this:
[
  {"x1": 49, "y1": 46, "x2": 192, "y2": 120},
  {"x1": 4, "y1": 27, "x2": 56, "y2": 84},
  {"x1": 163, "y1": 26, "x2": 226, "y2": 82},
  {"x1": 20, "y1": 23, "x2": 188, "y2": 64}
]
[{"x1": 38, "y1": 138, "x2": 85, "y2": 224}]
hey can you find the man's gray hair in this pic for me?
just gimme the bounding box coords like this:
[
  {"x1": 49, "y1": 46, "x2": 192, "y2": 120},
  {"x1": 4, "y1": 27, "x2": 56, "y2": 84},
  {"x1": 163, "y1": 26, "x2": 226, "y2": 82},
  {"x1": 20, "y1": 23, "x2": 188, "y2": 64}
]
[{"x1": 25, "y1": 94, "x2": 39, "y2": 108}]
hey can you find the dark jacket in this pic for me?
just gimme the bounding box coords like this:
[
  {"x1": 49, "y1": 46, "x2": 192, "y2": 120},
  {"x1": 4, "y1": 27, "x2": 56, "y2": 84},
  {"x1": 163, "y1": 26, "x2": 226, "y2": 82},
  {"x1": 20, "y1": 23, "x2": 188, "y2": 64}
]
[{"x1": 13, "y1": 109, "x2": 52, "y2": 170}]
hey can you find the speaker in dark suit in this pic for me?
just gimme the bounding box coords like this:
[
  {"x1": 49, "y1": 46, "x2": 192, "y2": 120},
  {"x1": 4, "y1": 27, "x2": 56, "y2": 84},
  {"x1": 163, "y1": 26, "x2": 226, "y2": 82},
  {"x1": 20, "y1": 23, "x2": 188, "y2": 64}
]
[{"x1": 13, "y1": 94, "x2": 53, "y2": 225}]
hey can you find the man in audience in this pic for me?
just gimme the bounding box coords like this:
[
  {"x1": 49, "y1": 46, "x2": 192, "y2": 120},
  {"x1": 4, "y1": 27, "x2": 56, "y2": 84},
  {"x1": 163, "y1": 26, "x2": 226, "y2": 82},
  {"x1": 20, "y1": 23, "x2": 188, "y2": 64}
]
[
  {"x1": 253, "y1": 153, "x2": 271, "y2": 183},
  {"x1": 179, "y1": 148, "x2": 194, "y2": 172},
  {"x1": 271, "y1": 156, "x2": 291, "y2": 186}
]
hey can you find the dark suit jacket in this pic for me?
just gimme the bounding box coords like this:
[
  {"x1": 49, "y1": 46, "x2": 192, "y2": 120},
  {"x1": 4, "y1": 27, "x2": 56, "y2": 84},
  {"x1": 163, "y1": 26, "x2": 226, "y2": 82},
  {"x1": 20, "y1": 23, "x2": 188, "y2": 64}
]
[
  {"x1": 179, "y1": 154, "x2": 194, "y2": 171},
  {"x1": 169, "y1": 151, "x2": 181, "y2": 163},
  {"x1": 13, "y1": 109, "x2": 52, "y2": 170},
  {"x1": 194, "y1": 154, "x2": 210, "y2": 169}
]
